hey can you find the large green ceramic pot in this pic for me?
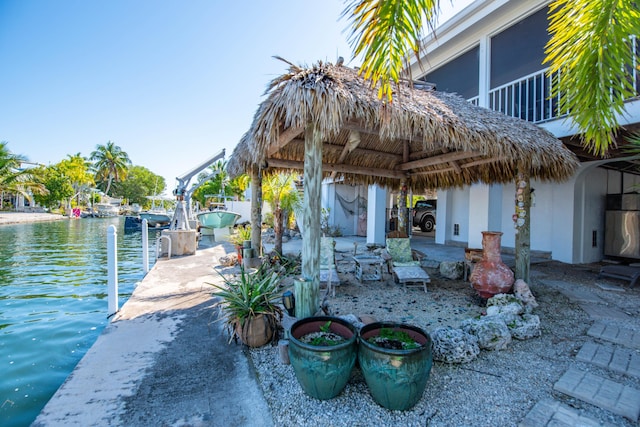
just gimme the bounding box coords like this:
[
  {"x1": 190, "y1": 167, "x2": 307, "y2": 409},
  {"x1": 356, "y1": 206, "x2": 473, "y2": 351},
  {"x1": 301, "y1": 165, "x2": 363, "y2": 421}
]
[
  {"x1": 288, "y1": 316, "x2": 357, "y2": 400},
  {"x1": 358, "y1": 322, "x2": 432, "y2": 410}
]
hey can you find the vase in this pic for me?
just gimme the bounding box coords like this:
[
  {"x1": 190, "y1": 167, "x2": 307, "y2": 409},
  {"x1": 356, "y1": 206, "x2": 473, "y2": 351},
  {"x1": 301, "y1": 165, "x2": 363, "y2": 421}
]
[
  {"x1": 235, "y1": 313, "x2": 275, "y2": 348},
  {"x1": 288, "y1": 316, "x2": 357, "y2": 400},
  {"x1": 469, "y1": 231, "x2": 514, "y2": 299},
  {"x1": 358, "y1": 322, "x2": 432, "y2": 410}
]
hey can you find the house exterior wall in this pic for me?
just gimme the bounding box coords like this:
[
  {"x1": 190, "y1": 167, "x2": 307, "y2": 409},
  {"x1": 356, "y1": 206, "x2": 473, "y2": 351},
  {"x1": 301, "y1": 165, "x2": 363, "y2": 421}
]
[{"x1": 412, "y1": 0, "x2": 640, "y2": 264}]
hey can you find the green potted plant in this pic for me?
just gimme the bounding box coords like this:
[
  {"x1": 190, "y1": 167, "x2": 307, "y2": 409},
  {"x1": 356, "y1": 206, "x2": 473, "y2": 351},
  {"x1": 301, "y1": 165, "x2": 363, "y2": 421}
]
[
  {"x1": 288, "y1": 316, "x2": 358, "y2": 400},
  {"x1": 358, "y1": 322, "x2": 432, "y2": 410},
  {"x1": 227, "y1": 225, "x2": 252, "y2": 262},
  {"x1": 209, "y1": 263, "x2": 282, "y2": 348}
]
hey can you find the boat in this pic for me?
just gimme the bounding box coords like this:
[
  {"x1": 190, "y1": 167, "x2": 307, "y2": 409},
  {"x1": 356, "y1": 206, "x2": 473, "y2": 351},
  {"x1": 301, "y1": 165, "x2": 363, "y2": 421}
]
[
  {"x1": 196, "y1": 206, "x2": 241, "y2": 229},
  {"x1": 139, "y1": 209, "x2": 172, "y2": 228},
  {"x1": 139, "y1": 196, "x2": 174, "y2": 228},
  {"x1": 94, "y1": 203, "x2": 120, "y2": 217}
]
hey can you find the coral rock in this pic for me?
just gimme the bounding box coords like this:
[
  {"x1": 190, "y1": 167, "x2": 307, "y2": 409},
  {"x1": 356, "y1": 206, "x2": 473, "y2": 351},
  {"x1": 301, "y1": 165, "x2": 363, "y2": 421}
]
[
  {"x1": 513, "y1": 279, "x2": 539, "y2": 311},
  {"x1": 439, "y1": 261, "x2": 464, "y2": 280},
  {"x1": 508, "y1": 314, "x2": 541, "y2": 340},
  {"x1": 460, "y1": 316, "x2": 512, "y2": 351},
  {"x1": 431, "y1": 327, "x2": 480, "y2": 363}
]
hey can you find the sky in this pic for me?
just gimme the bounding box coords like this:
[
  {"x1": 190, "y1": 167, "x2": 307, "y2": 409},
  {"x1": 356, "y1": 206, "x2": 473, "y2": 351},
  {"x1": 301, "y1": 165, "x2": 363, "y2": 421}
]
[{"x1": 0, "y1": 0, "x2": 474, "y2": 196}]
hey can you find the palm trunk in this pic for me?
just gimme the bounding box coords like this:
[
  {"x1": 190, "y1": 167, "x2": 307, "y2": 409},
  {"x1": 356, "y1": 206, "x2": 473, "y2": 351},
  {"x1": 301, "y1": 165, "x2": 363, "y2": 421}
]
[{"x1": 274, "y1": 208, "x2": 283, "y2": 255}]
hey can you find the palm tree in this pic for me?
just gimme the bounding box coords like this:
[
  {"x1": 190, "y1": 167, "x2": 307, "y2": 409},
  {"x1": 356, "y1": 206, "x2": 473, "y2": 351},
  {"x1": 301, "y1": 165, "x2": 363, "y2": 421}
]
[
  {"x1": 90, "y1": 141, "x2": 131, "y2": 196},
  {"x1": 263, "y1": 172, "x2": 302, "y2": 255},
  {"x1": 342, "y1": 0, "x2": 639, "y2": 156},
  {"x1": 0, "y1": 141, "x2": 46, "y2": 209}
]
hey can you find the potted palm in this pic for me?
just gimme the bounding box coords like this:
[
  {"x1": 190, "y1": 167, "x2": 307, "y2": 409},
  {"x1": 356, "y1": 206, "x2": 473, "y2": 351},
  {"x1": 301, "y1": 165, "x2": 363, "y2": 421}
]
[
  {"x1": 358, "y1": 322, "x2": 432, "y2": 410},
  {"x1": 209, "y1": 264, "x2": 282, "y2": 348},
  {"x1": 288, "y1": 316, "x2": 358, "y2": 400}
]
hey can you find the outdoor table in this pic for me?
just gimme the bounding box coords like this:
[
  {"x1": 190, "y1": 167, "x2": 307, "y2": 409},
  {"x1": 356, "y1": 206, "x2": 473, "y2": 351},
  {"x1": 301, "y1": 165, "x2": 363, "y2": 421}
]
[{"x1": 353, "y1": 255, "x2": 384, "y2": 283}]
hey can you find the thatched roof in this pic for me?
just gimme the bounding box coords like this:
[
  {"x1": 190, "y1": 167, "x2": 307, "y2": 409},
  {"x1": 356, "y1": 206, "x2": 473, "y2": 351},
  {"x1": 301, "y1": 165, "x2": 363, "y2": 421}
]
[{"x1": 227, "y1": 59, "x2": 579, "y2": 190}]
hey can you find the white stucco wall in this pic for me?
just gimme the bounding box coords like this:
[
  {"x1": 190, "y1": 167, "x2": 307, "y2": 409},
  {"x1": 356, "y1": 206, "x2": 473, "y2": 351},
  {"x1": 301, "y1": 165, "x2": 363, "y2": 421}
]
[{"x1": 450, "y1": 187, "x2": 470, "y2": 245}]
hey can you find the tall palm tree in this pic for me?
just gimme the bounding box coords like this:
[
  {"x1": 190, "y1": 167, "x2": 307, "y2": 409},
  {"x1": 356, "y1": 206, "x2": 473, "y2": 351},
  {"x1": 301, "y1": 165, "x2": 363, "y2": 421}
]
[
  {"x1": 263, "y1": 172, "x2": 302, "y2": 255},
  {"x1": 0, "y1": 141, "x2": 46, "y2": 209},
  {"x1": 90, "y1": 141, "x2": 131, "y2": 196},
  {"x1": 342, "y1": 0, "x2": 640, "y2": 156}
]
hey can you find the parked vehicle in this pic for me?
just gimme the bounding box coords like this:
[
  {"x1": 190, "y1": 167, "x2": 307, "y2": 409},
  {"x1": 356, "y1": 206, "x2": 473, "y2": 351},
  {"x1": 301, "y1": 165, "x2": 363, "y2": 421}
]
[{"x1": 412, "y1": 200, "x2": 437, "y2": 232}]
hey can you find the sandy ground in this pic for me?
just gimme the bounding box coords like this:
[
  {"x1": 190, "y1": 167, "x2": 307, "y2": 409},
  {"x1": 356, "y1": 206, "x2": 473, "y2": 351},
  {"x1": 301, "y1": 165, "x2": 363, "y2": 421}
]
[{"x1": 0, "y1": 211, "x2": 67, "y2": 225}]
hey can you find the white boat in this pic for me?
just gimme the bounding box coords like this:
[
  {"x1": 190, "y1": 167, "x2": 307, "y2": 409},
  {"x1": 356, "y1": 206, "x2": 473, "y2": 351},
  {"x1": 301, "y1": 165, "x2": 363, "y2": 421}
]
[
  {"x1": 140, "y1": 196, "x2": 174, "y2": 227},
  {"x1": 197, "y1": 207, "x2": 241, "y2": 229},
  {"x1": 140, "y1": 209, "x2": 172, "y2": 227},
  {"x1": 94, "y1": 203, "x2": 120, "y2": 217}
]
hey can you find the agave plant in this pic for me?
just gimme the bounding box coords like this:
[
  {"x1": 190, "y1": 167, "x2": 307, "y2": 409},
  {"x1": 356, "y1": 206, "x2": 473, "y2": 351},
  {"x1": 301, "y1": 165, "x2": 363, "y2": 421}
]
[{"x1": 209, "y1": 264, "x2": 283, "y2": 345}]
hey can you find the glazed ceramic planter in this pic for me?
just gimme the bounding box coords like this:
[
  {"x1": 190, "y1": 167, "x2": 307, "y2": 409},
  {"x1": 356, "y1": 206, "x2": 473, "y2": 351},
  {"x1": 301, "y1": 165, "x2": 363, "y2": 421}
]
[
  {"x1": 288, "y1": 316, "x2": 357, "y2": 400},
  {"x1": 469, "y1": 231, "x2": 514, "y2": 299},
  {"x1": 358, "y1": 322, "x2": 432, "y2": 410}
]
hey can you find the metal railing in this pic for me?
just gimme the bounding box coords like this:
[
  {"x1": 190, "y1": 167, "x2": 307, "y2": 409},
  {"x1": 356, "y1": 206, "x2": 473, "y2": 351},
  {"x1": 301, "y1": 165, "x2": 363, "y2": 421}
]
[
  {"x1": 488, "y1": 68, "x2": 561, "y2": 123},
  {"x1": 472, "y1": 35, "x2": 639, "y2": 124}
]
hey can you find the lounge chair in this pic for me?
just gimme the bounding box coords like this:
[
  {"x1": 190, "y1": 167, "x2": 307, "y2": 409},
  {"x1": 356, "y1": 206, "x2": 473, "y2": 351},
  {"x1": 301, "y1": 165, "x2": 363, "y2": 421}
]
[
  {"x1": 320, "y1": 236, "x2": 340, "y2": 297},
  {"x1": 383, "y1": 237, "x2": 430, "y2": 293}
]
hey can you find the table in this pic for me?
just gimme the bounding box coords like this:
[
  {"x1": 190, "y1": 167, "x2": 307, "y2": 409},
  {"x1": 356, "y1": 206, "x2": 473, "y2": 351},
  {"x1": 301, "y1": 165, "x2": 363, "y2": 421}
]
[{"x1": 353, "y1": 255, "x2": 384, "y2": 283}]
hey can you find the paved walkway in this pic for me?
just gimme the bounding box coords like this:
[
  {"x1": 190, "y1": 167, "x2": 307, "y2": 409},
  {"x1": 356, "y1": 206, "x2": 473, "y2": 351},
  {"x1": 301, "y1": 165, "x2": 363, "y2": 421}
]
[
  {"x1": 520, "y1": 279, "x2": 640, "y2": 426},
  {"x1": 32, "y1": 243, "x2": 273, "y2": 427}
]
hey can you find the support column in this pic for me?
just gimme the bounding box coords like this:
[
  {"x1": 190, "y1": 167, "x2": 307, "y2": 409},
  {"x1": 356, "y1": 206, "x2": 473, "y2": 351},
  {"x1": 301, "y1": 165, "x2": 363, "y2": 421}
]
[
  {"x1": 434, "y1": 190, "x2": 449, "y2": 245},
  {"x1": 300, "y1": 123, "x2": 322, "y2": 317},
  {"x1": 514, "y1": 169, "x2": 531, "y2": 282},
  {"x1": 468, "y1": 184, "x2": 491, "y2": 248},
  {"x1": 250, "y1": 167, "x2": 263, "y2": 255},
  {"x1": 367, "y1": 185, "x2": 387, "y2": 246},
  {"x1": 398, "y1": 181, "x2": 408, "y2": 236}
]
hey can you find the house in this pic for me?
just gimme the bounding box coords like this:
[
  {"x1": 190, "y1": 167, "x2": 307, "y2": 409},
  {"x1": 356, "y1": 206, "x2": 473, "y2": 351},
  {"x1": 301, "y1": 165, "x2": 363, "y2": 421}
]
[{"x1": 393, "y1": 0, "x2": 640, "y2": 264}]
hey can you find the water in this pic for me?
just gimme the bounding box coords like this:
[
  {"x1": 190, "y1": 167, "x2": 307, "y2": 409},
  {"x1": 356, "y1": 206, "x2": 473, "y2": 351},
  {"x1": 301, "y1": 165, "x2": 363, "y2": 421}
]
[{"x1": 0, "y1": 217, "x2": 159, "y2": 427}]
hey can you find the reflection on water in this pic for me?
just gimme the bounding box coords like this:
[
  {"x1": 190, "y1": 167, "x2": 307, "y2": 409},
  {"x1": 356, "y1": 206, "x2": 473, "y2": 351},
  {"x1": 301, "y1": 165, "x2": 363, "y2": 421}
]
[{"x1": 0, "y1": 217, "x2": 157, "y2": 427}]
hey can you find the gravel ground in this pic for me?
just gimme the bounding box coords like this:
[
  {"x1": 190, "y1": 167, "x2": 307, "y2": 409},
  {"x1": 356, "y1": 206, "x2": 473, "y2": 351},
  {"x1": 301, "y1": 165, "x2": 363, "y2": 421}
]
[{"x1": 247, "y1": 252, "x2": 640, "y2": 427}]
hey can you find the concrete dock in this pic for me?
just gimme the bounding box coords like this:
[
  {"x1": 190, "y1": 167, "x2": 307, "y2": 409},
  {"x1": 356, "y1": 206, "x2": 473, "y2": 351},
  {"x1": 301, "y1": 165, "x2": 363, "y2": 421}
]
[{"x1": 32, "y1": 241, "x2": 273, "y2": 427}]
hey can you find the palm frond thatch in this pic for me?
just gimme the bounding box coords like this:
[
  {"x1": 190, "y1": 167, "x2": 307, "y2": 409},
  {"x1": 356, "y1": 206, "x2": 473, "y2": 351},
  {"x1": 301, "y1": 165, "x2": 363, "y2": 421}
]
[{"x1": 228, "y1": 59, "x2": 579, "y2": 190}]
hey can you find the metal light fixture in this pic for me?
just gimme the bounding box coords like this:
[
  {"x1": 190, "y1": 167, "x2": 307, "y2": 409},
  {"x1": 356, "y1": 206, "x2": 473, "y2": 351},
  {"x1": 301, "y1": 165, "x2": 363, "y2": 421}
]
[{"x1": 282, "y1": 290, "x2": 295, "y2": 316}]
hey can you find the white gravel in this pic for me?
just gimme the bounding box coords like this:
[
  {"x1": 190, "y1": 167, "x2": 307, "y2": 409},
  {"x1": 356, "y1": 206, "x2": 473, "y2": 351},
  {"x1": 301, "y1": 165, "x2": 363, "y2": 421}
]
[{"x1": 247, "y1": 254, "x2": 640, "y2": 427}]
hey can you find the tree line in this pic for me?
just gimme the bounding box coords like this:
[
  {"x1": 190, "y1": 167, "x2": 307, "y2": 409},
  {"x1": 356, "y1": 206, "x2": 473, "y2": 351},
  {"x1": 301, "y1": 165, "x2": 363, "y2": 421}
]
[{"x1": 0, "y1": 140, "x2": 248, "y2": 212}]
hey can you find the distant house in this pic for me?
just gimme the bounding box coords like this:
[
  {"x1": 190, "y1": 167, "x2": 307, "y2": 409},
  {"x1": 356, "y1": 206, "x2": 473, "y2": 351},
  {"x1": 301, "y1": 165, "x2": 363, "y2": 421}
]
[{"x1": 387, "y1": 0, "x2": 640, "y2": 264}]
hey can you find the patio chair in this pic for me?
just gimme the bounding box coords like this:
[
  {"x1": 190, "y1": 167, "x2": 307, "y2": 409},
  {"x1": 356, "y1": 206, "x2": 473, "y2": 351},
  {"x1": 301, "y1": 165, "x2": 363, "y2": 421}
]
[
  {"x1": 320, "y1": 236, "x2": 340, "y2": 297},
  {"x1": 383, "y1": 237, "x2": 430, "y2": 293}
]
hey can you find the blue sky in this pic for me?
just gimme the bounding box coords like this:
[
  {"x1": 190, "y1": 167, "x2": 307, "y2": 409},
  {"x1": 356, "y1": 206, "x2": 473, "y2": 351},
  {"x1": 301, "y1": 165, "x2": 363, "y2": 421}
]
[{"x1": 0, "y1": 0, "x2": 472, "y2": 195}]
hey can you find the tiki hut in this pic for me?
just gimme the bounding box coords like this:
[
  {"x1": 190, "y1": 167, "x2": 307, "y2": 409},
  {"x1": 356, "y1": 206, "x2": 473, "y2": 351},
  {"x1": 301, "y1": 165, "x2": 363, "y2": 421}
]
[{"x1": 228, "y1": 59, "x2": 579, "y2": 311}]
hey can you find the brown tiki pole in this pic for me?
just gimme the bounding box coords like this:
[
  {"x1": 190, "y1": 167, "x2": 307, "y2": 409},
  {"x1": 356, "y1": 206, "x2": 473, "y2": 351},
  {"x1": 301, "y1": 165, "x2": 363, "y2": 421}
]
[{"x1": 250, "y1": 167, "x2": 262, "y2": 256}]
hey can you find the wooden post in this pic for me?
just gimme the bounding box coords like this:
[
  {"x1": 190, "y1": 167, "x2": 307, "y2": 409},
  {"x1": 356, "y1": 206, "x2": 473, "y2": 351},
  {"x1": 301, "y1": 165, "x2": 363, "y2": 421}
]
[
  {"x1": 514, "y1": 168, "x2": 531, "y2": 282},
  {"x1": 294, "y1": 278, "x2": 318, "y2": 318},
  {"x1": 250, "y1": 167, "x2": 262, "y2": 255},
  {"x1": 299, "y1": 123, "x2": 322, "y2": 317},
  {"x1": 398, "y1": 181, "x2": 408, "y2": 235},
  {"x1": 398, "y1": 142, "x2": 410, "y2": 235}
]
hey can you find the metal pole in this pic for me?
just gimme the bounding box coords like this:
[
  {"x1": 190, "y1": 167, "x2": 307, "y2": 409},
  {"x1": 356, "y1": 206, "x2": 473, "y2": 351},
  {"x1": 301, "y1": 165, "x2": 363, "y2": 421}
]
[
  {"x1": 107, "y1": 225, "x2": 118, "y2": 317},
  {"x1": 142, "y1": 219, "x2": 149, "y2": 274}
]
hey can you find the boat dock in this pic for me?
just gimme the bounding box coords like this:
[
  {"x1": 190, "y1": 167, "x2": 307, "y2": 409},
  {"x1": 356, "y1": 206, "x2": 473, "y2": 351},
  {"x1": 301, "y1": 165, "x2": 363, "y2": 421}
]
[{"x1": 32, "y1": 241, "x2": 273, "y2": 427}]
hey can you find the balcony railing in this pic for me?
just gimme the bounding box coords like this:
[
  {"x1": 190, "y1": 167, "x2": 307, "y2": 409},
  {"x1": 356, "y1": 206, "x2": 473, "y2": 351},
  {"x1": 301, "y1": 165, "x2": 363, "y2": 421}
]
[
  {"x1": 488, "y1": 68, "x2": 561, "y2": 124},
  {"x1": 475, "y1": 36, "x2": 639, "y2": 124}
]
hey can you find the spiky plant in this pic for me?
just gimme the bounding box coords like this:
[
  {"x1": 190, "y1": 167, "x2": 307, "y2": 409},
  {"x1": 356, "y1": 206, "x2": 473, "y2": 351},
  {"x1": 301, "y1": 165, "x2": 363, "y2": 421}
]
[{"x1": 209, "y1": 264, "x2": 283, "y2": 344}]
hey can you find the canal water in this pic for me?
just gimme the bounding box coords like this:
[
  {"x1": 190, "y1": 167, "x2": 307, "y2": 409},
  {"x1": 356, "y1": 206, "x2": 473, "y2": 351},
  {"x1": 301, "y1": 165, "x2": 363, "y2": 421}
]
[{"x1": 0, "y1": 217, "x2": 159, "y2": 427}]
